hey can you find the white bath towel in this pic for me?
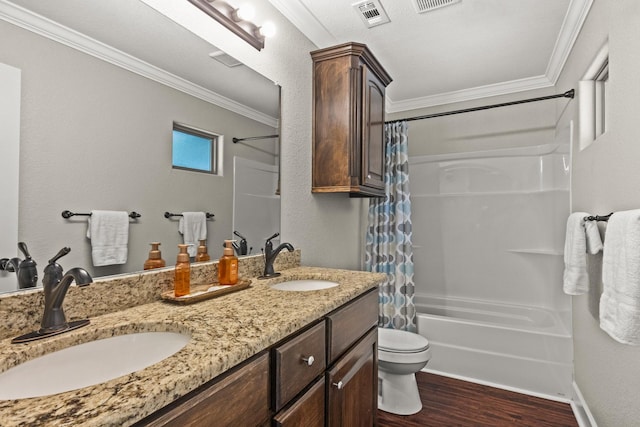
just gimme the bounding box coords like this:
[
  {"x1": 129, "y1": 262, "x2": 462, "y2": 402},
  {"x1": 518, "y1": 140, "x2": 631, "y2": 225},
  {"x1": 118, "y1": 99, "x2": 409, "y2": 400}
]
[
  {"x1": 86, "y1": 210, "x2": 129, "y2": 266},
  {"x1": 600, "y1": 210, "x2": 640, "y2": 345},
  {"x1": 179, "y1": 212, "x2": 207, "y2": 257},
  {"x1": 584, "y1": 220, "x2": 604, "y2": 255},
  {"x1": 563, "y1": 212, "x2": 592, "y2": 295}
]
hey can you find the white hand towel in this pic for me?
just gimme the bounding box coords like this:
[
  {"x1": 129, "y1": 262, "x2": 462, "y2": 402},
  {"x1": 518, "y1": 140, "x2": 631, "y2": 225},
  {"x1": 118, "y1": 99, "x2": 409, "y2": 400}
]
[
  {"x1": 600, "y1": 210, "x2": 640, "y2": 345},
  {"x1": 584, "y1": 220, "x2": 604, "y2": 254},
  {"x1": 86, "y1": 210, "x2": 129, "y2": 267},
  {"x1": 563, "y1": 212, "x2": 591, "y2": 295},
  {"x1": 179, "y1": 212, "x2": 207, "y2": 257}
]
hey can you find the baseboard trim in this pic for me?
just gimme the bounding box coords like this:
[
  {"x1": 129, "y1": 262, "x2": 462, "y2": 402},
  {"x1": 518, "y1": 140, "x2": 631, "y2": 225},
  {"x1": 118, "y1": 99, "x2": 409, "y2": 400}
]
[
  {"x1": 571, "y1": 381, "x2": 598, "y2": 427},
  {"x1": 421, "y1": 368, "x2": 572, "y2": 404}
]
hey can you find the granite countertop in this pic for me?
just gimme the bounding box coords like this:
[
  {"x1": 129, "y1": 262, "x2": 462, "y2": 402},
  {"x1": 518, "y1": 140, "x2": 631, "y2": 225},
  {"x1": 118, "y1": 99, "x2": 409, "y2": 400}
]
[{"x1": 0, "y1": 266, "x2": 384, "y2": 426}]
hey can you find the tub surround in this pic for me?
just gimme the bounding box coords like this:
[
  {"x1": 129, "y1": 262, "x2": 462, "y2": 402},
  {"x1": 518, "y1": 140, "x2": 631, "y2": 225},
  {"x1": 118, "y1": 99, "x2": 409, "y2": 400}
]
[{"x1": 0, "y1": 251, "x2": 384, "y2": 426}]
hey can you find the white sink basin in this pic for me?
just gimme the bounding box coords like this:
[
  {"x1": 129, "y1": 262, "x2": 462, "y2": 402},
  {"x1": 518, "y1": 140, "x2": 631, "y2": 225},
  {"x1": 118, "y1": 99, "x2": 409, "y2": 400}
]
[
  {"x1": 270, "y1": 279, "x2": 339, "y2": 291},
  {"x1": 0, "y1": 331, "x2": 190, "y2": 400}
]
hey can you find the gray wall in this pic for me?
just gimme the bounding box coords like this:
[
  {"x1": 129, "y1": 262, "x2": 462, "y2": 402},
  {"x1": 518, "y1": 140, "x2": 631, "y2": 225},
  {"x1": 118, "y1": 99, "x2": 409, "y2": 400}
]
[
  {"x1": 0, "y1": 20, "x2": 277, "y2": 280},
  {"x1": 557, "y1": 1, "x2": 640, "y2": 425}
]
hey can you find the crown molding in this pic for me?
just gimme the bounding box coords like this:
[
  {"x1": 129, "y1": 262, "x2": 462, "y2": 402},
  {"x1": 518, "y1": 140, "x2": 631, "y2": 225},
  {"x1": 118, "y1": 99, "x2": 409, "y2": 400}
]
[
  {"x1": 545, "y1": 0, "x2": 594, "y2": 84},
  {"x1": 266, "y1": 0, "x2": 336, "y2": 47},
  {"x1": 269, "y1": 0, "x2": 591, "y2": 114},
  {"x1": 0, "y1": 1, "x2": 278, "y2": 128},
  {"x1": 386, "y1": 75, "x2": 554, "y2": 113}
]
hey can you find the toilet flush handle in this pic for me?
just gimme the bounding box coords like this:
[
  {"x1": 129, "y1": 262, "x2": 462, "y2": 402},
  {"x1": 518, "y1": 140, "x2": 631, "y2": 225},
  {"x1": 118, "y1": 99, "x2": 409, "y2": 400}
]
[{"x1": 301, "y1": 355, "x2": 315, "y2": 366}]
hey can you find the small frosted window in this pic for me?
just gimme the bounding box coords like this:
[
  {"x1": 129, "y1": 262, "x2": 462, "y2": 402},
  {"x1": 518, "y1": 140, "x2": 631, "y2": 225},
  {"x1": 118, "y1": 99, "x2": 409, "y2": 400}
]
[{"x1": 172, "y1": 123, "x2": 219, "y2": 174}]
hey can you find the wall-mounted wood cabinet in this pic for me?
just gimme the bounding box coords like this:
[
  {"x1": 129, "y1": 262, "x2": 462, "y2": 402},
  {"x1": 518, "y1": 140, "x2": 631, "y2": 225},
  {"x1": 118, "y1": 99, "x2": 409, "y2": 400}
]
[{"x1": 311, "y1": 42, "x2": 392, "y2": 197}]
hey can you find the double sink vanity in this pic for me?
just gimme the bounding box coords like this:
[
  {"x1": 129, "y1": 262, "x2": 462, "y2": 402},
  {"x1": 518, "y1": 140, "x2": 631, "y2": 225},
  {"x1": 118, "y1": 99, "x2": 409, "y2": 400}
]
[{"x1": 0, "y1": 251, "x2": 385, "y2": 426}]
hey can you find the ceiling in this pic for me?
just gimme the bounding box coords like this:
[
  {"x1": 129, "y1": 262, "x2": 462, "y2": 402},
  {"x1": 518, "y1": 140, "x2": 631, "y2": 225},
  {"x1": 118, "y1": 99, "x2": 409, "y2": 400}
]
[
  {"x1": 267, "y1": 0, "x2": 592, "y2": 113},
  {"x1": 0, "y1": 0, "x2": 592, "y2": 118}
]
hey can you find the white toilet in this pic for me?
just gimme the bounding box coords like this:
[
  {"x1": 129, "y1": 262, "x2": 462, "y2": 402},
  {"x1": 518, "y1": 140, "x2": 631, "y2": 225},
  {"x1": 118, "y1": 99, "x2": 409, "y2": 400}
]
[{"x1": 377, "y1": 327, "x2": 431, "y2": 415}]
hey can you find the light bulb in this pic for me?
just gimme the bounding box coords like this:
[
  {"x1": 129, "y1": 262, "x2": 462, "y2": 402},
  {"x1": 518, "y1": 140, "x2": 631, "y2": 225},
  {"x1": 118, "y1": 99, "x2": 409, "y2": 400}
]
[
  {"x1": 259, "y1": 21, "x2": 276, "y2": 38},
  {"x1": 236, "y1": 3, "x2": 255, "y2": 21}
]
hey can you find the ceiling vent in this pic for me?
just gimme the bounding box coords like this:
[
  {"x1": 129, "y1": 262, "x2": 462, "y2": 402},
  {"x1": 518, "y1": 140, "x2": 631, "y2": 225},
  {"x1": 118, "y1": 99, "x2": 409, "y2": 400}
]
[
  {"x1": 352, "y1": 0, "x2": 390, "y2": 28},
  {"x1": 209, "y1": 50, "x2": 242, "y2": 67},
  {"x1": 412, "y1": 0, "x2": 461, "y2": 14}
]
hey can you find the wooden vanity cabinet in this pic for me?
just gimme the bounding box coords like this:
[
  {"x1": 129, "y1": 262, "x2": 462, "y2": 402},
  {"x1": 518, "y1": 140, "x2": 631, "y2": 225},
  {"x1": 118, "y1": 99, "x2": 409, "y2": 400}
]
[
  {"x1": 272, "y1": 288, "x2": 379, "y2": 426},
  {"x1": 136, "y1": 352, "x2": 270, "y2": 427},
  {"x1": 311, "y1": 42, "x2": 392, "y2": 197},
  {"x1": 136, "y1": 288, "x2": 378, "y2": 427}
]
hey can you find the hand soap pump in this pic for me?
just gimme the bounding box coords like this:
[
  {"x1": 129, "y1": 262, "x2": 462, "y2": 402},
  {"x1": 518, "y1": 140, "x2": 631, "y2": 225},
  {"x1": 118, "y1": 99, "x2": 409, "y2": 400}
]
[
  {"x1": 174, "y1": 244, "x2": 190, "y2": 297},
  {"x1": 144, "y1": 242, "x2": 166, "y2": 270},
  {"x1": 196, "y1": 239, "x2": 210, "y2": 262},
  {"x1": 218, "y1": 240, "x2": 238, "y2": 285}
]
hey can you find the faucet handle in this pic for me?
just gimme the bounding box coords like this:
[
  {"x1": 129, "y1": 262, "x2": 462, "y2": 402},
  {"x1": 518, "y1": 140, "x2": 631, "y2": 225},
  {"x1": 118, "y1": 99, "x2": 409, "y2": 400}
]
[
  {"x1": 48, "y1": 247, "x2": 71, "y2": 264},
  {"x1": 18, "y1": 242, "x2": 32, "y2": 260},
  {"x1": 265, "y1": 232, "x2": 279, "y2": 243}
]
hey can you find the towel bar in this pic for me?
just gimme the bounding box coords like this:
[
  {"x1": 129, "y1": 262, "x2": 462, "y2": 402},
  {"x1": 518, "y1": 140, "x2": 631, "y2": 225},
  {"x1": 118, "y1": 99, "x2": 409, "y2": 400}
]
[
  {"x1": 62, "y1": 210, "x2": 141, "y2": 219},
  {"x1": 583, "y1": 212, "x2": 613, "y2": 222},
  {"x1": 164, "y1": 211, "x2": 214, "y2": 219}
]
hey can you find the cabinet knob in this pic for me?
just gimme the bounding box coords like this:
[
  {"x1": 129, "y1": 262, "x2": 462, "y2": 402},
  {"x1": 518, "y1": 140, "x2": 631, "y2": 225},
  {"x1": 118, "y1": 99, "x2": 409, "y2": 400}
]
[
  {"x1": 367, "y1": 174, "x2": 372, "y2": 179},
  {"x1": 301, "y1": 355, "x2": 315, "y2": 366},
  {"x1": 332, "y1": 381, "x2": 344, "y2": 390}
]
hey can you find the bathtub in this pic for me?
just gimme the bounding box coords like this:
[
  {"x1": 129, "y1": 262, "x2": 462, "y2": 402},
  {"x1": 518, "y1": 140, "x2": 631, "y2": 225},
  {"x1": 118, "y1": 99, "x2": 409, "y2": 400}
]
[{"x1": 415, "y1": 294, "x2": 574, "y2": 399}]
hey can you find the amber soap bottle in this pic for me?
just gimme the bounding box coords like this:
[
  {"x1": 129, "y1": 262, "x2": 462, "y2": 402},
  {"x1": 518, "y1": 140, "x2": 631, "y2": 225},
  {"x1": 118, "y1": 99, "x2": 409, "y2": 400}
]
[
  {"x1": 218, "y1": 240, "x2": 238, "y2": 285},
  {"x1": 174, "y1": 244, "x2": 191, "y2": 297},
  {"x1": 195, "y1": 239, "x2": 211, "y2": 262},
  {"x1": 144, "y1": 242, "x2": 166, "y2": 270}
]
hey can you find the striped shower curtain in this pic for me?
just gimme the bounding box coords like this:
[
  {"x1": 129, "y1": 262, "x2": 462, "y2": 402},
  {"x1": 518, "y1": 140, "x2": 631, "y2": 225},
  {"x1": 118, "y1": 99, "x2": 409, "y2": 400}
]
[{"x1": 365, "y1": 121, "x2": 416, "y2": 332}]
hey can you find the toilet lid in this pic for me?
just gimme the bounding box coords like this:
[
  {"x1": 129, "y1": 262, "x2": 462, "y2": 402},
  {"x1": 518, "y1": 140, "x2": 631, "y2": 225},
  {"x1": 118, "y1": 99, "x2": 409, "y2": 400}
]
[{"x1": 378, "y1": 328, "x2": 429, "y2": 353}]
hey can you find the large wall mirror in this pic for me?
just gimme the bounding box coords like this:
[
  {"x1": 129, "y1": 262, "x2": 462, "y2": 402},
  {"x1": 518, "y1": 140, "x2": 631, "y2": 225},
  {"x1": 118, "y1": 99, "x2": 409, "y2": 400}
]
[{"x1": 0, "y1": 0, "x2": 281, "y2": 293}]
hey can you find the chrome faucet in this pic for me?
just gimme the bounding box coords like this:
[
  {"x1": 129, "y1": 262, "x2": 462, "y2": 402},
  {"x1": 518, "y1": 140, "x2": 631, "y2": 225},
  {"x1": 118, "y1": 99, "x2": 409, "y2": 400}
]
[
  {"x1": 40, "y1": 247, "x2": 92, "y2": 334},
  {"x1": 0, "y1": 242, "x2": 38, "y2": 289},
  {"x1": 259, "y1": 232, "x2": 294, "y2": 279}
]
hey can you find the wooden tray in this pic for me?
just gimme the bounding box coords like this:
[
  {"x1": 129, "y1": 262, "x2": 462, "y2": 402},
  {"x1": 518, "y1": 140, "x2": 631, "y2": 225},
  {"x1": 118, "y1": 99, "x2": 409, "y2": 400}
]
[{"x1": 161, "y1": 279, "x2": 251, "y2": 305}]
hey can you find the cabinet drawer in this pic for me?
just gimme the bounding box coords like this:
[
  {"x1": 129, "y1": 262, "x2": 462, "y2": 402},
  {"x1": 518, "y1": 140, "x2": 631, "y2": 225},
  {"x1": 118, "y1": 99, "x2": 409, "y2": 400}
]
[
  {"x1": 273, "y1": 321, "x2": 326, "y2": 411},
  {"x1": 327, "y1": 288, "x2": 378, "y2": 363},
  {"x1": 138, "y1": 352, "x2": 270, "y2": 427},
  {"x1": 273, "y1": 377, "x2": 325, "y2": 427}
]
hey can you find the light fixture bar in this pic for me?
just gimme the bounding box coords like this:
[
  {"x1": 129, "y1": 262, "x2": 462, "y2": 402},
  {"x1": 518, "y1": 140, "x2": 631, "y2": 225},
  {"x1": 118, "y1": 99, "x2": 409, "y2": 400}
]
[{"x1": 188, "y1": 0, "x2": 265, "y2": 50}]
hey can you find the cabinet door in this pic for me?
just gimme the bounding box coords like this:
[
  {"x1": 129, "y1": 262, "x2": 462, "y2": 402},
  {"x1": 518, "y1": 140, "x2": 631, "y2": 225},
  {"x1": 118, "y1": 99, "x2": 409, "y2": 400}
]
[
  {"x1": 138, "y1": 352, "x2": 270, "y2": 427},
  {"x1": 326, "y1": 328, "x2": 378, "y2": 427},
  {"x1": 361, "y1": 63, "x2": 386, "y2": 192},
  {"x1": 273, "y1": 378, "x2": 325, "y2": 427}
]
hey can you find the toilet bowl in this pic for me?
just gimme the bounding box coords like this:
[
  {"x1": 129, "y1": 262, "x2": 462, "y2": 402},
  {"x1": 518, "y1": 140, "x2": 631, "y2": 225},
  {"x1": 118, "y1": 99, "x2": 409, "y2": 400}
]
[{"x1": 378, "y1": 327, "x2": 431, "y2": 415}]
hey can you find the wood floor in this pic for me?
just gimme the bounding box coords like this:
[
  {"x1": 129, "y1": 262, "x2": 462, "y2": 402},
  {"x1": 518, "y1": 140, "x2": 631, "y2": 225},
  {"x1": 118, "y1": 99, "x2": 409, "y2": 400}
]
[{"x1": 377, "y1": 372, "x2": 578, "y2": 427}]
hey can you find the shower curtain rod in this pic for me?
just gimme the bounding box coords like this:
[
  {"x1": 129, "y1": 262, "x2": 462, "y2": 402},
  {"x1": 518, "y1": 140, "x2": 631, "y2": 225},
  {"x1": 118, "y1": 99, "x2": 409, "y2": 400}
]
[{"x1": 386, "y1": 89, "x2": 574, "y2": 124}]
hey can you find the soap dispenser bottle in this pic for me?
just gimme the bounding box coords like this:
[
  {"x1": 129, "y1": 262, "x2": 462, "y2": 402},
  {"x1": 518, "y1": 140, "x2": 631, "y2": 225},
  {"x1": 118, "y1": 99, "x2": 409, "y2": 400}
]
[
  {"x1": 174, "y1": 244, "x2": 191, "y2": 297},
  {"x1": 218, "y1": 240, "x2": 238, "y2": 285},
  {"x1": 144, "y1": 242, "x2": 166, "y2": 270},
  {"x1": 195, "y1": 239, "x2": 211, "y2": 262}
]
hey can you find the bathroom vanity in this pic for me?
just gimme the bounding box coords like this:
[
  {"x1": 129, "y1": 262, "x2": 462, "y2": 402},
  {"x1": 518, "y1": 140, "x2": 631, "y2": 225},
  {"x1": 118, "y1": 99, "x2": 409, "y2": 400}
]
[
  {"x1": 137, "y1": 288, "x2": 378, "y2": 426},
  {"x1": 0, "y1": 255, "x2": 384, "y2": 426}
]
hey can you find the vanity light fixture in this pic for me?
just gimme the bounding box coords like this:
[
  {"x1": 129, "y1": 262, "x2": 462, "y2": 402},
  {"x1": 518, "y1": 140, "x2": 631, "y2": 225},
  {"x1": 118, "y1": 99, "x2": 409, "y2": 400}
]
[{"x1": 187, "y1": 0, "x2": 274, "y2": 51}]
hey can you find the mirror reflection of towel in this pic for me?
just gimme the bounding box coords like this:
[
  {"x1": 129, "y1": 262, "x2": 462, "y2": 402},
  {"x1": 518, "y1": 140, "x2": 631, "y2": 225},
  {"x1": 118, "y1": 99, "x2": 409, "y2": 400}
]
[
  {"x1": 87, "y1": 210, "x2": 129, "y2": 266},
  {"x1": 179, "y1": 212, "x2": 207, "y2": 257}
]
